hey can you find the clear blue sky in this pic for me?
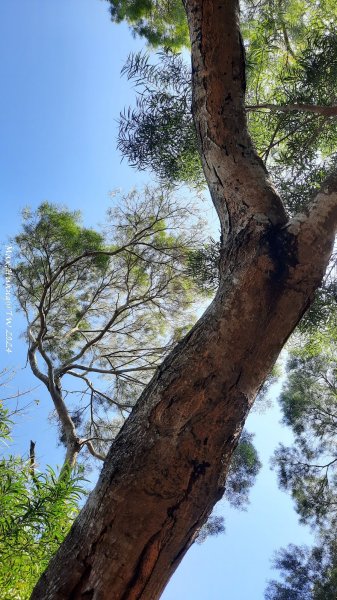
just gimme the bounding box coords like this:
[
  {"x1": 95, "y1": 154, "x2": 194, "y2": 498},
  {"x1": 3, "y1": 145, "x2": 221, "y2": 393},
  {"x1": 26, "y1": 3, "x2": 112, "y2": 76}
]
[{"x1": 0, "y1": 2, "x2": 313, "y2": 598}]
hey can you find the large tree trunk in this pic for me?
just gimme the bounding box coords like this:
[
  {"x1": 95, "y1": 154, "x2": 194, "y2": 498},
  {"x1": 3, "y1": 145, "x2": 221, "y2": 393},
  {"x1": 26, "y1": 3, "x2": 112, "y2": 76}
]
[{"x1": 31, "y1": 1, "x2": 337, "y2": 598}]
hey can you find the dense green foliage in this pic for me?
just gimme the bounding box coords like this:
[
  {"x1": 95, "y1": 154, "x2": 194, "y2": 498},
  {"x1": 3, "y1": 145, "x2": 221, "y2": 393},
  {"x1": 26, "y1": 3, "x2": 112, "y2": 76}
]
[
  {"x1": 268, "y1": 325, "x2": 337, "y2": 598},
  {"x1": 0, "y1": 400, "x2": 85, "y2": 599},
  {"x1": 118, "y1": 51, "x2": 203, "y2": 188},
  {"x1": 273, "y1": 328, "x2": 337, "y2": 529},
  {"x1": 117, "y1": 1, "x2": 337, "y2": 216},
  {"x1": 107, "y1": 0, "x2": 189, "y2": 49},
  {"x1": 265, "y1": 533, "x2": 337, "y2": 600},
  {"x1": 225, "y1": 431, "x2": 262, "y2": 509},
  {"x1": 244, "y1": 1, "x2": 337, "y2": 213}
]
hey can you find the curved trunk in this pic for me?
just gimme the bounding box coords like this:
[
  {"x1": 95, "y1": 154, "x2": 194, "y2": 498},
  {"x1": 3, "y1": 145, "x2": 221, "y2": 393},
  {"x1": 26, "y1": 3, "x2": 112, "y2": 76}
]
[
  {"x1": 31, "y1": 0, "x2": 337, "y2": 598},
  {"x1": 31, "y1": 214, "x2": 336, "y2": 599}
]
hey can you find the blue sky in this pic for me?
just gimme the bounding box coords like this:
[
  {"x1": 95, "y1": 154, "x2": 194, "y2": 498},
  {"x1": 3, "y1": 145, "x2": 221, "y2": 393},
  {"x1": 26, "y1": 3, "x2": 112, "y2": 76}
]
[{"x1": 0, "y1": 1, "x2": 313, "y2": 598}]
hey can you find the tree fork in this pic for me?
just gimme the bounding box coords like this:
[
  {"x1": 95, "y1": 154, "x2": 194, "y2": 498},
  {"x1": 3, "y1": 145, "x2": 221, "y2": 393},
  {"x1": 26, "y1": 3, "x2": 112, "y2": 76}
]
[
  {"x1": 31, "y1": 0, "x2": 337, "y2": 598},
  {"x1": 31, "y1": 205, "x2": 337, "y2": 599}
]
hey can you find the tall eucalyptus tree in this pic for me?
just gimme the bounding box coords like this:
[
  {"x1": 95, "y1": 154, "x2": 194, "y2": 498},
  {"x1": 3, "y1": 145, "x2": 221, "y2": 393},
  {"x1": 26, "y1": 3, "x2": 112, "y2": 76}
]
[{"x1": 31, "y1": 1, "x2": 337, "y2": 598}]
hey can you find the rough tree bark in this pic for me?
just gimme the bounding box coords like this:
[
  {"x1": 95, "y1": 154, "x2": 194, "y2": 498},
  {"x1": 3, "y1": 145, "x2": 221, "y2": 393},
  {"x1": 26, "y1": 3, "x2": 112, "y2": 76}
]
[{"x1": 31, "y1": 1, "x2": 337, "y2": 598}]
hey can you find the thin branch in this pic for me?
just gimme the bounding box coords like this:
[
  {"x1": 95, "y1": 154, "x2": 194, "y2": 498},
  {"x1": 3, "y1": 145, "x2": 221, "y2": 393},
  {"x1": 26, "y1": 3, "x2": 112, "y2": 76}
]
[
  {"x1": 246, "y1": 103, "x2": 337, "y2": 117},
  {"x1": 82, "y1": 440, "x2": 106, "y2": 462},
  {"x1": 64, "y1": 364, "x2": 156, "y2": 376},
  {"x1": 66, "y1": 370, "x2": 134, "y2": 410}
]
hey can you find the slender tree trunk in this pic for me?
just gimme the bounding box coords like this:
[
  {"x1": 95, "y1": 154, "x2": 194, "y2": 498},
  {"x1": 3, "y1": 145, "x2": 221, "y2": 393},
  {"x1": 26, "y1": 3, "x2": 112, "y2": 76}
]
[{"x1": 31, "y1": 1, "x2": 337, "y2": 598}]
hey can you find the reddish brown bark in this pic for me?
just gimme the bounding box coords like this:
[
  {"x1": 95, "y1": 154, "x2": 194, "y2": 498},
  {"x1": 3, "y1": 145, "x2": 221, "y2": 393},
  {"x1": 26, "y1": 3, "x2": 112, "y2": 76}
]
[{"x1": 31, "y1": 1, "x2": 337, "y2": 599}]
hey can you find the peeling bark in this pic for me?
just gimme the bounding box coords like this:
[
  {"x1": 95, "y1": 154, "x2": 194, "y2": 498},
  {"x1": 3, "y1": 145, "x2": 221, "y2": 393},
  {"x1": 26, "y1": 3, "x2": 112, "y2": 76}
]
[{"x1": 31, "y1": 1, "x2": 337, "y2": 599}]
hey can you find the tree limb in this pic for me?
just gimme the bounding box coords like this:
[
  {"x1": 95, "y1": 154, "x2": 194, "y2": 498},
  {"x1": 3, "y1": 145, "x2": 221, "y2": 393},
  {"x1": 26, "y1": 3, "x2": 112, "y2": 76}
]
[
  {"x1": 289, "y1": 171, "x2": 337, "y2": 271},
  {"x1": 81, "y1": 440, "x2": 106, "y2": 462},
  {"x1": 183, "y1": 0, "x2": 287, "y2": 235},
  {"x1": 63, "y1": 364, "x2": 155, "y2": 376},
  {"x1": 246, "y1": 103, "x2": 337, "y2": 117}
]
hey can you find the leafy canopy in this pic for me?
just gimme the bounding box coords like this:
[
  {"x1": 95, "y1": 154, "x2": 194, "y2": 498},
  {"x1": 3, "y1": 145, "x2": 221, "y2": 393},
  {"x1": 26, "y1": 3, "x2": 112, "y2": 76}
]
[
  {"x1": 265, "y1": 534, "x2": 337, "y2": 600},
  {"x1": 107, "y1": 0, "x2": 189, "y2": 49},
  {"x1": 272, "y1": 327, "x2": 337, "y2": 530},
  {"x1": 11, "y1": 188, "x2": 211, "y2": 466},
  {"x1": 116, "y1": 0, "x2": 337, "y2": 222},
  {"x1": 0, "y1": 396, "x2": 85, "y2": 599}
]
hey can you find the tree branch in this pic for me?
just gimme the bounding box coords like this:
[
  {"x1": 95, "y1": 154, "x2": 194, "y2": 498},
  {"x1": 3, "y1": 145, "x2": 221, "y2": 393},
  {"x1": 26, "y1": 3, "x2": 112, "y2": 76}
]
[
  {"x1": 280, "y1": 21, "x2": 296, "y2": 60},
  {"x1": 81, "y1": 440, "x2": 106, "y2": 462},
  {"x1": 66, "y1": 370, "x2": 134, "y2": 410},
  {"x1": 28, "y1": 347, "x2": 49, "y2": 388},
  {"x1": 28, "y1": 345, "x2": 81, "y2": 469},
  {"x1": 246, "y1": 103, "x2": 337, "y2": 117},
  {"x1": 289, "y1": 171, "x2": 337, "y2": 271},
  {"x1": 183, "y1": 0, "x2": 287, "y2": 235},
  {"x1": 64, "y1": 364, "x2": 156, "y2": 376}
]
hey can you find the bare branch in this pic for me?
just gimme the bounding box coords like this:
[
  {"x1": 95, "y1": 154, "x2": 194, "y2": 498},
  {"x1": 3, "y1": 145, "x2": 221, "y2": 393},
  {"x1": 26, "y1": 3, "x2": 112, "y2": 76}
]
[
  {"x1": 64, "y1": 364, "x2": 156, "y2": 376},
  {"x1": 82, "y1": 440, "x2": 106, "y2": 462},
  {"x1": 66, "y1": 370, "x2": 134, "y2": 410}
]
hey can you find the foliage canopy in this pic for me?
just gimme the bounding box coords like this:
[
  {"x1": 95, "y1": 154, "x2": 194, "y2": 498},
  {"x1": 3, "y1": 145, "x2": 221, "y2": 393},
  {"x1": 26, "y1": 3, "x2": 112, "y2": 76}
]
[
  {"x1": 11, "y1": 189, "x2": 207, "y2": 467},
  {"x1": 7, "y1": 0, "x2": 337, "y2": 595},
  {"x1": 273, "y1": 328, "x2": 337, "y2": 530},
  {"x1": 0, "y1": 389, "x2": 85, "y2": 599},
  {"x1": 265, "y1": 534, "x2": 337, "y2": 600}
]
